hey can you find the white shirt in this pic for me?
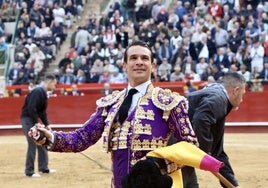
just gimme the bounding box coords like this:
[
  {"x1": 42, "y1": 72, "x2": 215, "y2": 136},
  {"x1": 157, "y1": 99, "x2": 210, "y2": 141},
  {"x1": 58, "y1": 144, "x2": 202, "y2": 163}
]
[{"x1": 127, "y1": 80, "x2": 151, "y2": 114}]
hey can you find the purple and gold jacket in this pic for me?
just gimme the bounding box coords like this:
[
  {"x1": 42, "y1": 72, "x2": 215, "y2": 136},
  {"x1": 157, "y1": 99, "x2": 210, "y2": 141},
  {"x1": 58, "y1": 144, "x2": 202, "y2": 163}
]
[{"x1": 50, "y1": 84, "x2": 198, "y2": 188}]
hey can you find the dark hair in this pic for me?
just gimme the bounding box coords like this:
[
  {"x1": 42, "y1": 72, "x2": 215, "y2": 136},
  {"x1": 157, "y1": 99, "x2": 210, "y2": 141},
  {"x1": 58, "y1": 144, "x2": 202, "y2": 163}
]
[
  {"x1": 220, "y1": 72, "x2": 246, "y2": 88},
  {"x1": 121, "y1": 158, "x2": 173, "y2": 188},
  {"x1": 45, "y1": 74, "x2": 56, "y2": 81},
  {"x1": 123, "y1": 40, "x2": 154, "y2": 63}
]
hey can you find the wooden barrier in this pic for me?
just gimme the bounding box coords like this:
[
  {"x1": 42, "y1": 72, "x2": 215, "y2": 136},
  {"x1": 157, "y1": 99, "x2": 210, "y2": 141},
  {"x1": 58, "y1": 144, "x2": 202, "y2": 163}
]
[
  {"x1": 1, "y1": 82, "x2": 268, "y2": 127},
  {"x1": 4, "y1": 81, "x2": 206, "y2": 96},
  {"x1": 1, "y1": 90, "x2": 268, "y2": 126}
]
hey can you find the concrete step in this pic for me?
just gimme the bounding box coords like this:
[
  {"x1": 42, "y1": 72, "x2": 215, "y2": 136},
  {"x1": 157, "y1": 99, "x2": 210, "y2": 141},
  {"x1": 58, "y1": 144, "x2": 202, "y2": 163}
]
[{"x1": 44, "y1": 0, "x2": 102, "y2": 76}]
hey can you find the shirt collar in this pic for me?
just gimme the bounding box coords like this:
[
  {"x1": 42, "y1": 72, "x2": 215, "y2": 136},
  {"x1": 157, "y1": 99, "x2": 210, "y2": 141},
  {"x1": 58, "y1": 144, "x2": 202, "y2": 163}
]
[{"x1": 127, "y1": 80, "x2": 151, "y2": 96}]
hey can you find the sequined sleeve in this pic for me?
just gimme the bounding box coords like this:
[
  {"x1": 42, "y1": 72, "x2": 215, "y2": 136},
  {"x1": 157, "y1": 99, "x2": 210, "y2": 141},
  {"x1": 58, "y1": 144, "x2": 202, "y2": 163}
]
[
  {"x1": 169, "y1": 100, "x2": 198, "y2": 146},
  {"x1": 50, "y1": 107, "x2": 106, "y2": 152}
]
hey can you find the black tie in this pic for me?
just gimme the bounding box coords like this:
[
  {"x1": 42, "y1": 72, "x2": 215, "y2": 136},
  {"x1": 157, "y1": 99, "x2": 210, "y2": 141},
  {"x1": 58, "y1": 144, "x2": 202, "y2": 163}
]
[{"x1": 118, "y1": 88, "x2": 138, "y2": 124}]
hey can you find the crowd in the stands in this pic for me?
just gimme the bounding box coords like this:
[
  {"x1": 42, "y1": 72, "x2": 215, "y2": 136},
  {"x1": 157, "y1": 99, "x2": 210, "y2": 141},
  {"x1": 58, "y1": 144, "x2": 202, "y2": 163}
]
[{"x1": 2, "y1": 0, "x2": 268, "y2": 97}]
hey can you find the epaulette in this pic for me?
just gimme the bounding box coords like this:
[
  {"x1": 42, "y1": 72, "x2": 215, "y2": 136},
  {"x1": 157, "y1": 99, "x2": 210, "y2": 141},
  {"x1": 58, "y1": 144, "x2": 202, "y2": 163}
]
[
  {"x1": 152, "y1": 87, "x2": 186, "y2": 120},
  {"x1": 96, "y1": 90, "x2": 123, "y2": 107}
]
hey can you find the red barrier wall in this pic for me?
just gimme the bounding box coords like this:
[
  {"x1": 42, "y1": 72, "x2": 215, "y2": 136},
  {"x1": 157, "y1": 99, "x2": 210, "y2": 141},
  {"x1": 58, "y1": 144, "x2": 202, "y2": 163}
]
[
  {"x1": 1, "y1": 82, "x2": 268, "y2": 126},
  {"x1": 1, "y1": 90, "x2": 268, "y2": 125}
]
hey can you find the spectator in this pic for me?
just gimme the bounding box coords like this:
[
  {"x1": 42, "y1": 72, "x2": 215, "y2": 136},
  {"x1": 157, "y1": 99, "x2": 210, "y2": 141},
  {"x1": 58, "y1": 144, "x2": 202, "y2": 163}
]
[
  {"x1": 238, "y1": 64, "x2": 251, "y2": 83},
  {"x1": 27, "y1": 21, "x2": 40, "y2": 38},
  {"x1": 71, "y1": 50, "x2": 82, "y2": 74},
  {"x1": 100, "y1": 83, "x2": 113, "y2": 96},
  {"x1": 75, "y1": 26, "x2": 92, "y2": 55},
  {"x1": 103, "y1": 27, "x2": 116, "y2": 46},
  {"x1": 182, "y1": 37, "x2": 198, "y2": 61},
  {"x1": 174, "y1": 0, "x2": 187, "y2": 21},
  {"x1": 42, "y1": 7, "x2": 54, "y2": 28},
  {"x1": 151, "y1": 0, "x2": 162, "y2": 21},
  {"x1": 109, "y1": 67, "x2": 126, "y2": 84},
  {"x1": 23, "y1": 62, "x2": 36, "y2": 83},
  {"x1": 29, "y1": 3, "x2": 43, "y2": 27},
  {"x1": 206, "y1": 30, "x2": 217, "y2": 59},
  {"x1": 212, "y1": 64, "x2": 224, "y2": 81},
  {"x1": 250, "y1": 39, "x2": 265, "y2": 73},
  {"x1": 170, "y1": 65, "x2": 185, "y2": 82},
  {"x1": 109, "y1": 9, "x2": 124, "y2": 29},
  {"x1": 170, "y1": 28, "x2": 182, "y2": 51},
  {"x1": 38, "y1": 22, "x2": 51, "y2": 38},
  {"x1": 136, "y1": 1, "x2": 150, "y2": 22},
  {"x1": 98, "y1": 70, "x2": 110, "y2": 84},
  {"x1": 196, "y1": 36, "x2": 209, "y2": 60},
  {"x1": 250, "y1": 66, "x2": 261, "y2": 80},
  {"x1": 51, "y1": 21, "x2": 66, "y2": 49},
  {"x1": 92, "y1": 58, "x2": 104, "y2": 75},
  {"x1": 52, "y1": 2, "x2": 66, "y2": 25},
  {"x1": 15, "y1": 52, "x2": 27, "y2": 67},
  {"x1": 214, "y1": 23, "x2": 229, "y2": 48},
  {"x1": 24, "y1": 38, "x2": 37, "y2": 54},
  {"x1": 13, "y1": 70, "x2": 29, "y2": 85},
  {"x1": 87, "y1": 67, "x2": 100, "y2": 83},
  {"x1": 196, "y1": 57, "x2": 209, "y2": 77},
  {"x1": 184, "y1": 80, "x2": 197, "y2": 95},
  {"x1": 208, "y1": 0, "x2": 223, "y2": 18},
  {"x1": 8, "y1": 62, "x2": 21, "y2": 85},
  {"x1": 228, "y1": 28, "x2": 242, "y2": 53},
  {"x1": 64, "y1": 0, "x2": 77, "y2": 28},
  {"x1": 59, "y1": 67, "x2": 76, "y2": 84},
  {"x1": 156, "y1": 6, "x2": 169, "y2": 25},
  {"x1": 78, "y1": 57, "x2": 90, "y2": 78},
  {"x1": 191, "y1": 25, "x2": 207, "y2": 45},
  {"x1": 125, "y1": 0, "x2": 136, "y2": 23},
  {"x1": 257, "y1": 61, "x2": 268, "y2": 84},
  {"x1": 158, "y1": 69, "x2": 170, "y2": 82},
  {"x1": 158, "y1": 58, "x2": 172, "y2": 76},
  {"x1": 65, "y1": 84, "x2": 84, "y2": 96},
  {"x1": 20, "y1": 4, "x2": 30, "y2": 26},
  {"x1": 26, "y1": 46, "x2": 46, "y2": 78},
  {"x1": 157, "y1": 38, "x2": 173, "y2": 62},
  {"x1": 167, "y1": 9, "x2": 179, "y2": 28},
  {"x1": 75, "y1": 69, "x2": 86, "y2": 84},
  {"x1": 58, "y1": 52, "x2": 72, "y2": 75},
  {"x1": 213, "y1": 47, "x2": 230, "y2": 71},
  {"x1": 181, "y1": 56, "x2": 196, "y2": 77}
]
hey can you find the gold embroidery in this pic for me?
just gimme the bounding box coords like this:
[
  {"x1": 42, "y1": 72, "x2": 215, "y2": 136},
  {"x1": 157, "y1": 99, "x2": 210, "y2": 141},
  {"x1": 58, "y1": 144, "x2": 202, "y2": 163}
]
[
  {"x1": 143, "y1": 124, "x2": 152, "y2": 134},
  {"x1": 146, "y1": 110, "x2": 154, "y2": 120},
  {"x1": 132, "y1": 139, "x2": 168, "y2": 150},
  {"x1": 176, "y1": 107, "x2": 182, "y2": 113},
  {"x1": 136, "y1": 108, "x2": 155, "y2": 120},
  {"x1": 118, "y1": 140, "x2": 127, "y2": 149},
  {"x1": 96, "y1": 90, "x2": 123, "y2": 107},
  {"x1": 133, "y1": 123, "x2": 152, "y2": 135},
  {"x1": 163, "y1": 111, "x2": 170, "y2": 121},
  {"x1": 102, "y1": 108, "x2": 107, "y2": 116},
  {"x1": 152, "y1": 87, "x2": 185, "y2": 111},
  {"x1": 136, "y1": 108, "x2": 146, "y2": 118},
  {"x1": 106, "y1": 112, "x2": 116, "y2": 122},
  {"x1": 150, "y1": 140, "x2": 158, "y2": 149},
  {"x1": 179, "y1": 117, "x2": 185, "y2": 124},
  {"x1": 139, "y1": 97, "x2": 149, "y2": 105},
  {"x1": 133, "y1": 122, "x2": 144, "y2": 133},
  {"x1": 142, "y1": 139, "x2": 150, "y2": 149}
]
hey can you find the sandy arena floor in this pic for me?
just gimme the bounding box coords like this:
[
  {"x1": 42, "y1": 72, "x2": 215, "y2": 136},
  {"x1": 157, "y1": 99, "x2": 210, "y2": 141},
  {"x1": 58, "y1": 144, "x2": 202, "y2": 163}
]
[{"x1": 0, "y1": 133, "x2": 267, "y2": 188}]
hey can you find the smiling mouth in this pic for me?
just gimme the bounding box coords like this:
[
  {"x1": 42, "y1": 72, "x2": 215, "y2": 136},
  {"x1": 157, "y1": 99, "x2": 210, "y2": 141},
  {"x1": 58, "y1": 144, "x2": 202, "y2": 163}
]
[{"x1": 134, "y1": 68, "x2": 145, "y2": 72}]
